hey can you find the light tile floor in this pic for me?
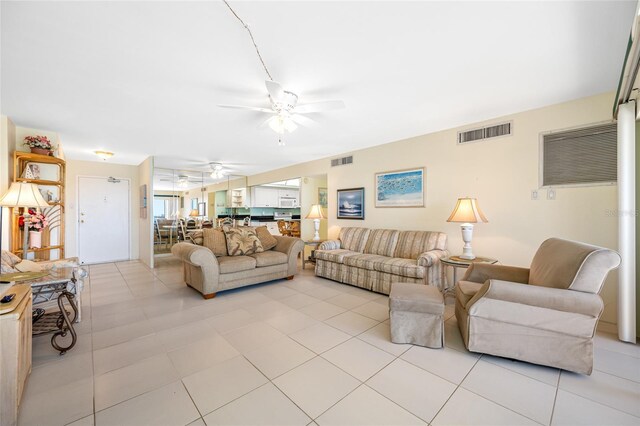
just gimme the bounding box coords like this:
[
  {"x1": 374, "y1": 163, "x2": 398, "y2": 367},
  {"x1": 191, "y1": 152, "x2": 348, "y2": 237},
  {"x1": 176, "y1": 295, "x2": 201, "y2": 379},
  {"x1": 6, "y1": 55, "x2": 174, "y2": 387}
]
[{"x1": 18, "y1": 257, "x2": 640, "y2": 426}]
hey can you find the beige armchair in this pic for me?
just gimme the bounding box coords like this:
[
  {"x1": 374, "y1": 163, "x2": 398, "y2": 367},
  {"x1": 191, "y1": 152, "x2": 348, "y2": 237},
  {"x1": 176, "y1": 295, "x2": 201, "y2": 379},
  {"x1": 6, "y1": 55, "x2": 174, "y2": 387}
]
[{"x1": 455, "y1": 238, "x2": 620, "y2": 375}]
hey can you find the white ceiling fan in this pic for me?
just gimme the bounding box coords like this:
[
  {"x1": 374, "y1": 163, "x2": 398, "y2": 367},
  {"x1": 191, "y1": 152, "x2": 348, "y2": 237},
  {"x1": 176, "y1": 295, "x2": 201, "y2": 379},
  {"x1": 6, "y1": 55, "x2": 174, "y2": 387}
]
[
  {"x1": 182, "y1": 161, "x2": 246, "y2": 179},
  {"x1": 158, "y1": 173, "x2": 204, "y2": 188},
  {"x1": 219, "y1": 80, "x2": 346, "y2": 136}
]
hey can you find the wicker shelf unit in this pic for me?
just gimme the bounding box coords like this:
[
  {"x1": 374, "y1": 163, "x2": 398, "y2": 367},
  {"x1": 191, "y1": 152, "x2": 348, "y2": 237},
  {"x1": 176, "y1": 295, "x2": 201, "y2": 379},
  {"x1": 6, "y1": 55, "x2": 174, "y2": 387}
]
[{"x1": 11, "y1": 152, "x2": 66, "y2": 260}]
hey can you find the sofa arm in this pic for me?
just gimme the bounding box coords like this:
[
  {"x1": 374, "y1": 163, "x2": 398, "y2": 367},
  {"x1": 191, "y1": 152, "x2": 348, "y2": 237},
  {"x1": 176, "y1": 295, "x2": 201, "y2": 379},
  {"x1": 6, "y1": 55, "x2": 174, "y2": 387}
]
[
  {"x1": 318, "y1": 240, "x2": 341, "y2": 251},
  {"x1": 417, "y1": 249, "x2": 449, "y2": 267},
  {"x1": 462, "y1": 263, "x2": 530, "y2": 285},
  {"x1": 272, "y1": 236, "x2": 304, "y2": 256},
  {"x1": 171, "y1": 243, "x2": 220, "y2": 277},
  {"x1": 272, "y1": 236, "x2": 304, "y2": 276},
  {"x1": 469, "y1": 279, "x2": 604, "y2": 318}
]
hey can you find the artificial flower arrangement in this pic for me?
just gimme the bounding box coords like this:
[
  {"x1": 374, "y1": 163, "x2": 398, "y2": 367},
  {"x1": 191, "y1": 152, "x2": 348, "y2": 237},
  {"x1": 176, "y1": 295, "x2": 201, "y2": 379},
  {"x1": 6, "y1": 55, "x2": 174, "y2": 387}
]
[
  {"x1": 18, "y1": 209, "x2": 49, "y2": 231},
  {"x1": 23, "y1": 135, "x2": 55, "y2": 154}
]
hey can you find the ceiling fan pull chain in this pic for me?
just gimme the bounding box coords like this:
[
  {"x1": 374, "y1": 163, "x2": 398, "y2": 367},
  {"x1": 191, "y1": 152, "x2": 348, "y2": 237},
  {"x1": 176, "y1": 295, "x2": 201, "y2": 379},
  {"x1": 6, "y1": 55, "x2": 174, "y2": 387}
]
[{"x1": 222, "y1": 0, "x2": 274, "y2": 81}]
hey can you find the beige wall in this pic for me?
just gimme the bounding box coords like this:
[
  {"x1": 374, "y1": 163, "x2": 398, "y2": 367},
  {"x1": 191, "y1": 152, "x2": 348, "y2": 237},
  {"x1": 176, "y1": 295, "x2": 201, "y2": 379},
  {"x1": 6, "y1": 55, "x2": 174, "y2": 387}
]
[
  {"x1": 0, "y1": 116, "x2": 16, "y2": 250},
  {"x1": 65, "y1": 160, "x2": 141, "y2": 261},
  {"x1": 300, "y1": 176, "x2": 328, "y2": 240},
  {"x1": 234, "y1": 92, "x2": 620, "y2": 327},
  {"x1": 138, "y1": 157, "x2": 153, "y2": 268}
]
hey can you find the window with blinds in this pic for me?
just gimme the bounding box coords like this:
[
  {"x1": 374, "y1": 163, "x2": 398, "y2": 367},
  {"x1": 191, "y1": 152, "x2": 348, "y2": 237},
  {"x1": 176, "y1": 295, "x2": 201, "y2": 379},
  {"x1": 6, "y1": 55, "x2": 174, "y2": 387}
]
[{"x1": 541, "y1": 123, "x2": 617, "y2": 187}]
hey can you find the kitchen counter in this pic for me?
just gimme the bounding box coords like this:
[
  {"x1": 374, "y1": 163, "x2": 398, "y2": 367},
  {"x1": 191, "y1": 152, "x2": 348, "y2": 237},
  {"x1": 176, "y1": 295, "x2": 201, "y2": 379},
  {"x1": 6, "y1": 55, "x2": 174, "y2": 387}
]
[{"x1": 217, "y1": 215, "x2": 300, "y2": 222}]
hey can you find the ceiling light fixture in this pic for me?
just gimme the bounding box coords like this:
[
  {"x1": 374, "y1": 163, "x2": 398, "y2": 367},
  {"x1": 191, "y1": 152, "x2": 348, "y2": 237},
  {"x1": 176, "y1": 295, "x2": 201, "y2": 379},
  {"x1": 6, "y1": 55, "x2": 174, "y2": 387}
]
[
  {"x1": 210, "y1": 163, "x2": 225, "y2": 179},
  {"x1": 94, "y1": 150, "x2": 114, "y2": 160},
  {"x1": 268, "y1": 114, "x2": 297, "y2": 135}
]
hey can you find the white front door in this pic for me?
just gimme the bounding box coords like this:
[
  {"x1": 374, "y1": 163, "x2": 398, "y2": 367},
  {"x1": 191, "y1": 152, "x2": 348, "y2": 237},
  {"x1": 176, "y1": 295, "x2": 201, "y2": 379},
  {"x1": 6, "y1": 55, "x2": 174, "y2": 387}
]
[{"x1": 78, "y1": 176, "x2": 130, "y2": 264}]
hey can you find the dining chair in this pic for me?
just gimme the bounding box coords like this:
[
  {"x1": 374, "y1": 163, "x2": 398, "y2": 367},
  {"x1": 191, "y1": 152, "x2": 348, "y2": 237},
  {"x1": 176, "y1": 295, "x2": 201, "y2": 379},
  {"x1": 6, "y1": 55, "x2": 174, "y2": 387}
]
[
  {"x1": 289, "y1": 221, "x2": 301, "y2": 238},
  {"x1": 277, "y1": 220, "x2": 291, "y2": 236}
]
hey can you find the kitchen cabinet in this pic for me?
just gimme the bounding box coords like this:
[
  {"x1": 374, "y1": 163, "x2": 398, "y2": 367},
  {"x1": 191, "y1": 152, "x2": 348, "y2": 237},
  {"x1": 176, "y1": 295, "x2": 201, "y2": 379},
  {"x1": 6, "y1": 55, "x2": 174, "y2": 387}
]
[
  {"x1": 228, "y1": 188, "x2": 247, "y2": 208},
  {"x1": 251, "y1": 186, "x2": 300, "y2": 207},
  {"x1": 251, "y1": 187, "x2": 279, "y2": 207}
]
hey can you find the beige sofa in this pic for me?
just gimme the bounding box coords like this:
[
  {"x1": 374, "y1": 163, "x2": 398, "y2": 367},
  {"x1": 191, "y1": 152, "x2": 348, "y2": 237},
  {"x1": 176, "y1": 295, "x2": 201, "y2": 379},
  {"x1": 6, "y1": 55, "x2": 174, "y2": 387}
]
[
  {"x1": 172, "y1": 230, "x2": 304, "y2": 299},
  {"x1": 315, "y1": 227, "x2": 448, "y2": 294},
  {"x1": 455, "y1": 238, "x2": 621, "y2": 375}
]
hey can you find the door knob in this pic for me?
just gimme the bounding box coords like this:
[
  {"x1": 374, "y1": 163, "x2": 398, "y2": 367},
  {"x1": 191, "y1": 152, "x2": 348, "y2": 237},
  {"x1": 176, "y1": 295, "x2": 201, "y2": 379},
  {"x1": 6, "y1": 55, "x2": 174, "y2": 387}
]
[{"x1": 80, "y1": 220, "x2": 84, "y2": 223}]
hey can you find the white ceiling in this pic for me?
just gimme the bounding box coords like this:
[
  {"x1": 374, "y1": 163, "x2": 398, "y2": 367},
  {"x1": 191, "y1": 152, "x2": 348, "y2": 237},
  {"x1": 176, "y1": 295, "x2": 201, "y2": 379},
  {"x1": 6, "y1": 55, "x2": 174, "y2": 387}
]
[{"x1": 1, "y1": 1, "x2": 635, "y2": 175}]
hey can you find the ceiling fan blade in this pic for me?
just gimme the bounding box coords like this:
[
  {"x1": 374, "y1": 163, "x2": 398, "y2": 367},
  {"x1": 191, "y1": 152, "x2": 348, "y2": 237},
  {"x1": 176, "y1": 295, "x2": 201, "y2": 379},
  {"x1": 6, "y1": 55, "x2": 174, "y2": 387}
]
[
  {"x1": 218, "y1": 104, "x2": 274, "y2": 113},
  {"x1": 295, "y1": 100, "x2": 346, "y2": 114},
  {"x1": 291, "y1": 114, "x2": 319, "y2": 128},
  {"x1": 265, "y1": 80, "x2": 285, "y2": 102}
]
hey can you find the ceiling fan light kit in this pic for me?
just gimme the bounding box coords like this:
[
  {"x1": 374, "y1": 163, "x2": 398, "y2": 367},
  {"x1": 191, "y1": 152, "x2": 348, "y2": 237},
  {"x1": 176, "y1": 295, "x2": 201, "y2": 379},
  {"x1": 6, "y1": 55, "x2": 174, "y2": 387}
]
[{"x1": 220, "y1": 2, "x2": 345, "y2": 144}]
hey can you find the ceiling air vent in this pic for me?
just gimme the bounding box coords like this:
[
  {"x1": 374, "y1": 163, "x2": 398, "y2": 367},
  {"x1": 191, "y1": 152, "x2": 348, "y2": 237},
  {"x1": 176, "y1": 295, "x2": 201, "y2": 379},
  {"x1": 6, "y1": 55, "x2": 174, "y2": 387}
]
[
  {"x1": 331, "y1": 155, "x2": 353, "y2": 167},
  {"x1": 457, "y1": 121, "x2": 512, "y2": 144}
]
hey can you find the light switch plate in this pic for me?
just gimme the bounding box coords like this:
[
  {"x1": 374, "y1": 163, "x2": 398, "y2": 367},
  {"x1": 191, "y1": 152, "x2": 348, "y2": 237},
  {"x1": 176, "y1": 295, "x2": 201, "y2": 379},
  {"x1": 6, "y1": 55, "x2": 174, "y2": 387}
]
[
  {"x1": 547, "y1": 189, "x2": 556, "y2": 200},
  {"x1": 531, "y1": 190, "x2": 539, "y2": 200}
]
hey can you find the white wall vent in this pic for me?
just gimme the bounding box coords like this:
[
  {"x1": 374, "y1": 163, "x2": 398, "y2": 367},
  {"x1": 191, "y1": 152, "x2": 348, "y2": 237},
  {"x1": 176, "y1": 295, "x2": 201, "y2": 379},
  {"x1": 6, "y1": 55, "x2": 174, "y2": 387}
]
[
  {"x1": 541, "y1": 122, "x2": 617, "y2": 187},
  {"x1": 331, "y1": 155, "x2": 353, "y2": 167},
  {"x1": 457, "y1": 121, "x2": 512, "y2": 144}
]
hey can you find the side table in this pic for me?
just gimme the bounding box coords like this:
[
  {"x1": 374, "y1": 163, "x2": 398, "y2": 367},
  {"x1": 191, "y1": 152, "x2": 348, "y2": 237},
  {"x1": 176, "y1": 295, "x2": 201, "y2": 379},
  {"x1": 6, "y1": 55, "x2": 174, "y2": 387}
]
[
  {"x1": 440, "y1": 255, "x2": 498, "y2": 294},
  {"x1": 28, "y1": 267, "x2": 80, "y2": 355},
  {"x1": 302, "y1": 240, "x2": 324, "y2": 270}
]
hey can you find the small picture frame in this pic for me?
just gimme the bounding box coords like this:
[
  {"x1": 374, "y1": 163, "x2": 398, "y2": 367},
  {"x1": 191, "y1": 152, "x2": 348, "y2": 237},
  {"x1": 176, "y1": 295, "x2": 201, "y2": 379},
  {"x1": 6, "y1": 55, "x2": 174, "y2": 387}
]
[
  {"x1": 337, "y1": 188, "x2": 365, "y2": 220},
  {"x1": 318, "y1": 187, "x2": 328, "y2": 208},
  {"x1": 22, "y1": 163, "x2": 41, "y2": 180}
]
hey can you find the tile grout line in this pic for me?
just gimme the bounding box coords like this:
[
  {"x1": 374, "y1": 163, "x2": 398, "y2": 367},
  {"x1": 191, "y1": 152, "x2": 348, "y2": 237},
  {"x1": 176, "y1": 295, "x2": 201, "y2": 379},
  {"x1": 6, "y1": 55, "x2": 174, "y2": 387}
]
[{"x1": 427, "y1": 351, "x2": 483, "y2": 424}]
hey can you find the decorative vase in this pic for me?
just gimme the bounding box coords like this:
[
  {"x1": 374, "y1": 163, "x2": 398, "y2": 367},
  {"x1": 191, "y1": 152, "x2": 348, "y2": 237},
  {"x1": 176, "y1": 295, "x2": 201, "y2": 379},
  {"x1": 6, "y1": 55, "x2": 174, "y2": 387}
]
[
  {"x1": 30, "y1": 147, "x2": 51, "y2": 156},
  {"x1": 29, "y1": 231, "x2": 42, "y2": 249}
]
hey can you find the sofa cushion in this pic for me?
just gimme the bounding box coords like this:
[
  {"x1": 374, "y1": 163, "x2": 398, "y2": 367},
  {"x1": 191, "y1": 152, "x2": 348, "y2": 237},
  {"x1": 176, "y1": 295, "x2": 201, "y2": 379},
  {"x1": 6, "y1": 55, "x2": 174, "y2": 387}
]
[
  {"x1": 394, "y1": 231, "x2": 447, "y2": 259},
  {"x1": 456, "y1": 280, "x2": 484, "y2": 307},
  {"x1": 344, "y1": 254, "x2": 390, "y2": 270},
  {"x1": 202, "y1": 229, "x2": 227, "y2": 256},
  {"x1": 364, "y1": 229, "x2": 399, "y2": 257},
  {"x1": 218, "y1": 256, "x2": 257, "y2": 274},
  {"x1": 250, "y1": 251, "x2": 288, "y2": 267},
  {"x1": 374, "y1": 258, "x2": 425, "y2": 279},
  {"x1": 223, "y1": 227, "x2": 264, "y2": 256},
  {"x1": 339, "y1": 227, "x2": 371, "y2": 252},
  {"x1": 255, "y1": 226, "x2": 278, "y2": 251},
  {"x1": 315, "y1": 249, "x2": 360, "y2": 263}
]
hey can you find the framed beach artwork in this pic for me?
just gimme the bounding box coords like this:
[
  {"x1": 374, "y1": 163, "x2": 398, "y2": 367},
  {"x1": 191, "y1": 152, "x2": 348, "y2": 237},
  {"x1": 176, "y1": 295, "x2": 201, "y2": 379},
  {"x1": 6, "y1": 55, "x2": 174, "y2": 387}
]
[
  {"x1": 375, "y1": 167, "x2": 424, "y2": 207},
  {"x1": 318, "y1": 187, "x2": 328, "y2": 208},
  {"x1": 337, "y1": 188, "x2": 365, "y2": 219}
]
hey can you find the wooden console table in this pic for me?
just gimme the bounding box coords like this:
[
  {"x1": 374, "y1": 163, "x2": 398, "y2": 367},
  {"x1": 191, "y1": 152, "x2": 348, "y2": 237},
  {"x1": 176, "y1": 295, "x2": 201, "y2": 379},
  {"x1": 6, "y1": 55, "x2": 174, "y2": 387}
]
[{"x1": 0, "y1": 284, "x2": 32, "y2": 426}]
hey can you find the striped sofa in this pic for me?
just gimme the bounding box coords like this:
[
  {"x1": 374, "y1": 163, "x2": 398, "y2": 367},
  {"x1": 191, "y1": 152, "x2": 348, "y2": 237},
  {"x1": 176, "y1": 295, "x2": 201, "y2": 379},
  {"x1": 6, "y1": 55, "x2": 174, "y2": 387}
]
[{"x1": 315, "y1": 227, "x2": 449, "y2": 294}]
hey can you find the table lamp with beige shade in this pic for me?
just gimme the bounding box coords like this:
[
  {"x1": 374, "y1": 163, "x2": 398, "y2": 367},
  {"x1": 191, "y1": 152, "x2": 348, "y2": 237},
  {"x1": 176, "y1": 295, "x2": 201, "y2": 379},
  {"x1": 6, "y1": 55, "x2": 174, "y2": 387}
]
[
  {"x1": 0, "y1": 182, "x2": 50, "y2": 258},
  {"x1": 446, "y1": 197, "x2": 488, "y2": 260},
  {"x1": 305, "y1": 204, "x2": 325, "y2": 241}
]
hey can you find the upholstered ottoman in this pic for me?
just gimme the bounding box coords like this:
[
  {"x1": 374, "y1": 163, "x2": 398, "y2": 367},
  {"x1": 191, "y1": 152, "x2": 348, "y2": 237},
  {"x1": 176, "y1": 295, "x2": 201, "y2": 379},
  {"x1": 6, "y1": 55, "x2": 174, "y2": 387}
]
[{"x1": 389, "y1": 282, "x2": 444, "y2": 348}]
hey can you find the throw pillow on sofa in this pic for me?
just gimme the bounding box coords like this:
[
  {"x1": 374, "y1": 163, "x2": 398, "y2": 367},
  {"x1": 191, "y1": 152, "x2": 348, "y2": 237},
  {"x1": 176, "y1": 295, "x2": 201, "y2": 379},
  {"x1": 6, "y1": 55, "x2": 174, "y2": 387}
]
[
  {"x1": 188, "y1": 230, "x2": 204, "y2": 245},
  {"x1": 255, "y1": 226, "x2": 278, "y2": 250},
  {"x1": 1, "y1": 250, "x2": 21, "y2": 273},
  {"x1": 223, "y1": 226, "x2": 264, "y2": 256},
  {"x1": 203, "y1": 228, "x2": 228, "y2": 257}
]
